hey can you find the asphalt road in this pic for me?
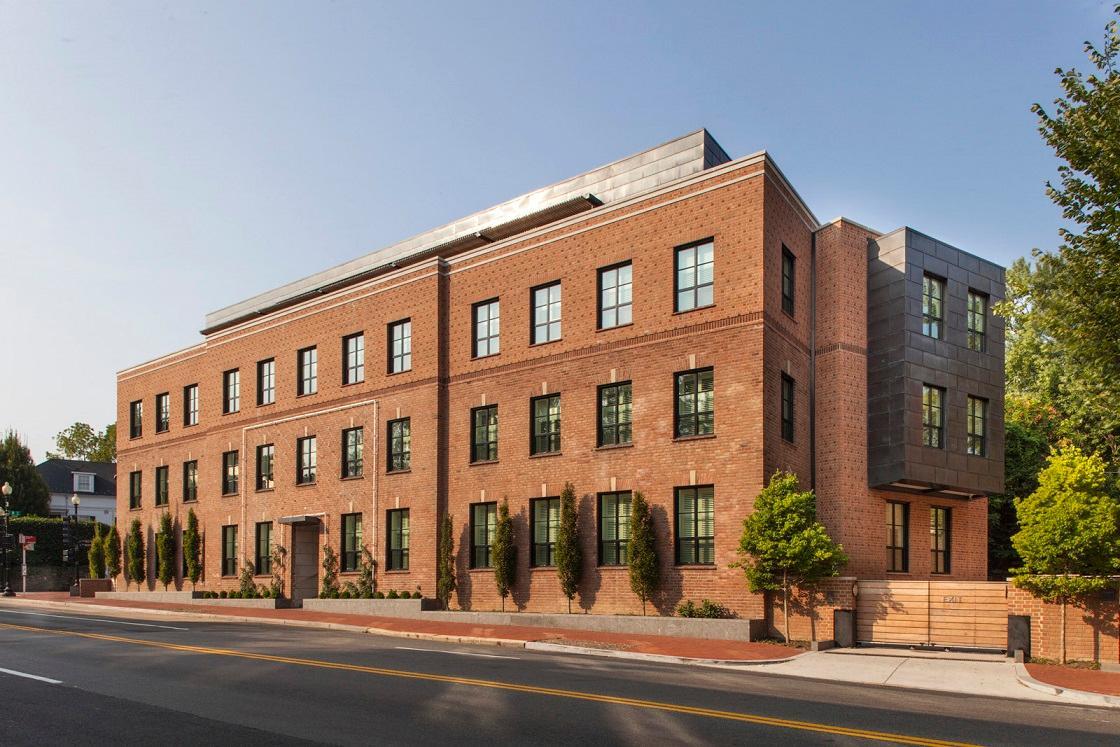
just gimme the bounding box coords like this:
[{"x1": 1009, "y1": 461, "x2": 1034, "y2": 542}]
[{"x1": 0, "y1": 605, "x2": 1116, "y2": 746}]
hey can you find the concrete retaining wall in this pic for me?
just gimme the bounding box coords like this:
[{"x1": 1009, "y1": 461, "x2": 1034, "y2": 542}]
[{"x1": 302, "y1": 598, "x2": 441, "y2": 616}]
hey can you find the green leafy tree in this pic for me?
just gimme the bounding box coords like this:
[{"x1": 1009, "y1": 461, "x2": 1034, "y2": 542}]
[
  {"x1": 356, "y1": 545, "x2": 374, "y2": 599},
  {"x1": 239, "y1": 558, "x2": 257, "y2": 597},
  {"x1": 126, "y1": 519, "x2": 145, "y2": 589},
  {"x1": 87, "y1": 522, "x2": 105, "y2": 579},
  {"x1": 270, "y1": 543, "x2": 289, "y2": 598},
  {"x1": 0, "y1": 431, "x2": 50, "y2": 516},
  {"x1": 1012, "y1": 445, "x2": 1120, "y2": 662},
  {"x1": 156, "y1": 512, "x2": 174, "y2": 590},
  {"x1": 493, "y1": 498, "x2": 515, "y2": 611},
  {"x1": 47, "y1": 422, "x2": 116, "y2": 462},
  {"x1": 733, "y1": 471, "x2": 848, "y2": 644},
  {"x1": 183, "y1": 509, "x2": 201, "y2": 589},
  {"x1": 436, "y1": 514, "x2": 456, "y2": 609},
  {"x1": 555, "y1": 483, "x2": 582, "y2": 613},
  {"x1": 105, "y1": 524, "x2": 121, "y2": 584},
  {"x1": 626, "y1": 491, "x2": 659, "y2": 616},
  {"x1": 320, "y1": 545, "x2": 340, "y2": 598}
]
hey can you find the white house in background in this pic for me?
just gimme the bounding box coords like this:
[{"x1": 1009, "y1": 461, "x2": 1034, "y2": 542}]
[{"x1": 35, "y1": 458, "x2": 117, "y2": 525}]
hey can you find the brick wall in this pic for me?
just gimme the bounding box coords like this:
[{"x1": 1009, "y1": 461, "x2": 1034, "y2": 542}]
[
  {"x1": 768, "y1": 577, "x2": 857, "y2": 642},
  {"x1": 1008, "y1": 583, "x2": 1120, "y2": 664}
]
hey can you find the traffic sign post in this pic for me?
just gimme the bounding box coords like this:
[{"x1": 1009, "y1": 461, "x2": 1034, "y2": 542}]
[{"x1": 18, "y1": 535, "x2": 35, "y2": 594}]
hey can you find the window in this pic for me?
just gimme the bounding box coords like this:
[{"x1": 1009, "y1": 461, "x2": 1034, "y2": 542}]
[
  {"x1": 73, "y1": 473, "x2": 95, "y2": 493},
  {"x1": 129, "y1": 470, "x2": 142, "y2": 509},
  {"x1": 780, "y1": 373, "x2": 795, "y2": 442},
  {"x1": 341, "y1": 513, "x2": 362, "y2": 572},
  {"x1": 598, "y1": 262, "x2": 633, "y2": 329},
  {"x1": 922, "y1": 385, "x2": 945, "y2": 448},
  {"x1": 342, "y1": 427, "x2": 363, "y2": 478},
  {"x1": 675, "y1": 486, "x2": 714, "y2": 565},
  {"x1": 387, "y1": 509, "x2": 409, "y2": 571},
  {"x1": 387, "y1": 418, "x2": 410, "y2": 472},
  {"x1": 599, "y1": 491, "x2": 631, "y2": 566},
  {"x1": 298, "y1": 347, "x2": 317, "y2": 396},
  {"x1": 531, "y1": 497, "x2": 560, "y2": 567},
  {"x1": 154, "y1": 466, "x2": 169, "y2": 506},
  {"x1": 297, "y1": 436, "x2": 317, "y2": 485},
  {"x1": 781, "y1": 245, "x2": 796, "y2": 315},
  {"x1": 471, "y1": 405, "x2": 498, "y2": 463},
  {"x1": 155, "y1": 393, "x2": 170, "y2": 433},
  {"x1": 967, "y1": 396, "x2": 987, "y2": 456},
  {"x1": 221, "y1": 450, "x2": 239, "y2": 495},
  {"x1": 256, "y1": 522, "x2": 272, "y2": 575},
  {"x1": 182, "y1": 460, "x2": 198, "y2": 502},
  {"x1": 343, "y1": 333, "x2": 365, "y2": 385},
  {"x1": 922, "y1": 274, "x2": 944, "y2": 339},
  {"x1": 967, "y1": 291, "x2": 987, "y2": 352},
  {"x1": 221, "y1": 525, "x2": 238, "y2": 577},
  {"x1": 473, "y1": 299, "x2": 500, "y2": 358},
  {"x1": 675, "y1": 368, "x2": 714, "y2": 437},
  {"x1": 675, "y1": 239, "x2": 714, "y2": 312},
  {"x1": 470, "y1": 502, "x2": 497, "y2": 568},
  {"x1": 931, "y1": 507, "x2": 951, "y2": 575},
  {"x1": 183, "y1": 384, "x2": 199, "y2": 426},
  {"x1": 530, "y1": 394, "x2": 561, "y2": 455},
  {"x1": 255, "y1": 444, "x2": 274, "y2": 491},
  {"x1": 887, "y1": 501, "x2": 909, "y2": 572},
  {"x1": 388, "y1": 319, "x2": 412, "y2": 373},
  {"x1": 597, "y1": 382, "x2": 632, "y2": 447},
  {"x1": 223, "y1": 369, "x2": 240, "y2": 414},
  {"x1": 257, "y1": 359, "x2": 275, "y2": 406},
  {"x1": 531, "y1": 281, "x2": 562, "y2": 344},
  {"x1": 129, "y1": 400, "x2": 143, "y2": 439}
]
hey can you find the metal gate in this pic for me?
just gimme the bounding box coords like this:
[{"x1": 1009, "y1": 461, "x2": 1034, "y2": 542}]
[{"x1": 855, "y1": 580, "x2": 1008, "y2": 649}]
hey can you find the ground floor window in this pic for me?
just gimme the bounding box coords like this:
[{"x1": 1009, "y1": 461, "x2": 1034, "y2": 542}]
[
  {"x1": 471, "y1": 502, "x2": 497, "y2": 568},
  {"x1": 221, "y1": 525, "x2": 238, "y2": 577},
  {"x1": 930, "y1": 507, "x2": 950, "y2": 574},
  {"x1": 675, "y1": 486, "x2": 714, "y2": 565},
  {"x1": 887, "y1": 501, "x2": 909, "y2": 572},
  {"x1": 255, "y1": 522, "x2": 272, "y2": 575},
  {"x1": 387, "y1": 509, "x2": 409, "y2": 571},
  {"x1": 598, "y1": 491, "x2": 631, "y2": 565},
  {"x1": 531, "y1": 497, "x2": 560, "y2": 567},
  {"x1": 341, "y1": 513, "x2": 362, "y2": 572}
]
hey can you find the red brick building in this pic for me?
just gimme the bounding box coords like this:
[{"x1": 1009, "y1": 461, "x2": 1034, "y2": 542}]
[{"x1": 116, "y1": 130, "x2": 1004, "y2": 615}]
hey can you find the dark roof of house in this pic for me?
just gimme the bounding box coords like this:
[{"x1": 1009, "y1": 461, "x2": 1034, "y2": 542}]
[{"x1": 35, "y1": 459, "x2": 117, "y2": 497}]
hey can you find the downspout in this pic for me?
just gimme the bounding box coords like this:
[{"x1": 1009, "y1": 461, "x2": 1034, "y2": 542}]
[{"x1": 809, "y1": 230, "x2": 817, "y2": 490}]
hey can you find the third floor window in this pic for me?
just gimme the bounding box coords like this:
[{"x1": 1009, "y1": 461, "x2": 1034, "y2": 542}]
[
  {"x1": 155, "y1": 393, "x2": 170, "y2": 433},
  {"x1": 922, "y1": 384, "x2": 945, "y2": 448},
  {"x1": 183, "y1": 384, "x2": 199, "y2": 426},
  {"x1": 298, "y1": 347, "x2": 317, "y2": 396},
  {"x1": 967, "y1": 396, "x2": 987, "y2": 457},
  {"x1": 343, "y1": 333, "x2": 365, "y2": 385},
  {"x1": 129, "y1": 400, "x2": 143, "y2": 438},
  {"x1": 967, "y1": 290, "x2": 987, "y2": 352},
  {"x1": 922, "y1": 274, "x2": 944, "y2": 339},
  {"x1": 781, "y1": 246, "x2": 796, "y2": 315},
  {"x1": 780, "y1": 373, "x2": 795, "y2": 443},
  {"x1": 389, "y1": 319, "x2": 412, "y2": 373},
  {"x1": 598, "y1": 262, "x2": 632, "y2": 329},
  {"x1": 223, "y1": 369, "x2": 240, "y2": 414},
  {"x1": 473, "y1": 299, "x2": 500, "y2": 358},
  {"x1": 257, "y1": 359, "x2": 275, "y2": 405},
  {"x1": 531, "y1": 282, "x2": 561, "y2": 344},
  {"x1": 675, "y1": 240, "x2": 714, "y2": 312}
]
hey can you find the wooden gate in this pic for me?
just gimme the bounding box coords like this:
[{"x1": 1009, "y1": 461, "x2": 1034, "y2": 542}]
[{"x1": 856, "y1": 580, "x2": 1008, "y2": 649}]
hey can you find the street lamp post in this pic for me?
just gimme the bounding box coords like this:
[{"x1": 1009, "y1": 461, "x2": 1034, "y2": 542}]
[
  {"x1": 70, "y1": 493, "x2": 81, "y2": 589},
  {"x1": 1, "y1": 482, "x2": 13, "y2": 597}
]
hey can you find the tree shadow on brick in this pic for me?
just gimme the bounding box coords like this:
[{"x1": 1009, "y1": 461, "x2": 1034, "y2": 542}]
[
  {"x1": 577, "y1": 492, "x2": 599, "y2": 612},
  {"x1": 455, "y1": 521, "x2": 473, "y2": 611},
  {"x1": 510, "y1": 507, "x2": 529, "y2": 612},
  {"x1": 649, "y1": 504, "x2": 676, "y2": 616}
]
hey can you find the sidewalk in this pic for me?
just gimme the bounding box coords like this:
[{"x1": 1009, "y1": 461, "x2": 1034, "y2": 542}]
[{"x1": 1023, "y1": 664, "x2": 1120, "y2": 699}]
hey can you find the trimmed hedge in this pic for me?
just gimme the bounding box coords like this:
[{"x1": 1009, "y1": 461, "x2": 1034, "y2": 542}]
[{"x1": 8, "y1": 517, "x2": 108, "y2": 567}]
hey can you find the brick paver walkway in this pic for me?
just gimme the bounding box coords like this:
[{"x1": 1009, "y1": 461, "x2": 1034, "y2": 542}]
[
  {"x1": 1026, "y1": 663, "x2": 1120, "y2": 697},
  {"x1": 10, "y1": 593, "x2": 798, "y2": 662}
]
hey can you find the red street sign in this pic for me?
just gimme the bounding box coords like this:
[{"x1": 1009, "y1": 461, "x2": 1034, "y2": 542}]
[{"x1": 18, "y1": 534, "x2": 35, "y2": 545}]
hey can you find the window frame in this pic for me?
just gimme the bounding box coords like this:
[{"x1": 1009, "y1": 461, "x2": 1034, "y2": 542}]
[
  {"x1": 223, "y1": 369, "x2": 240, "y2": 414},
  {"x1": 530, "y1": 496, "x2": 560, "y2": 567},
  {"x1": 922, "y1": 274, "x2": 945, "y2": 339},
  {"x1": 386, "y1": 508, "x2": 410, "y2": 571},
  {"x1": 297, "y1": 346, "x2": 318, "y2": 397},
  {"x1": 341, "y1": 512, "x2": 363, "y2": 572},
  {"x1": 931, "y1": 507, "x2": 951, "y2": 575},
  {"x1": 470, "y1": 501, "x2": 497, "y2": 569},
  {"x1": 183, "y1": 384, "x2": 199, "y2": 427},
  {"x1": 221, "y1": 525, "x2": 238, "y2": 577},
  {"x1": 182, "y1": 460, "x2": 198, "y2": 502},
  {"x1": 674, "y1": 367, "x2": 715, "y2": 438},
  {"x1": 343, "y1": 332, "x2": 365, "y2": 385},
  {"x1": 154, "y1": 465, "x2": 169, "y2": 506},
  {"x1": 470, "y1": 404, "x2": 498, "y2": 463},
  {"x1": 221, "y1": 450, "x2": 239, "y2": 495},
  {"x1": 155, "y1": 392, "x2": 170, "y2": 433},
  {"x1": 257, "y1": 358, "x2": 276, "y2": 406},
  {"x1": 530, "y1": 393, "x2": 561, "y2": 455},
  {"x1": 781, "y1": 245, "x2": 796, "y2": 316},
  {"x1": 472, "y1": 298, "x2": 500, "y2": 358},
  {"x1": 296, "y1": 436, "x2": 317, "y2": 485},
  {"x1": 597, "y1": 260, "x2": 633, "y2": 330},
  {"x1": 387, "y1": 418, "x2": 411, "y2": 473},
  {"x1": 388, "y1": 319, "x2": 412, "y2": 374},
  {"x1": 597, "y1": 381, "x2": 633, "y2": 447},
  {"x1": 780, "y1": 373, "x2": 795, "y2": 443},
  {"x1": 967, "y1": 395, "x2": 987, "y2": 457},
  {"x1": 530, "y1": 281, "x2": 562, "y2": 345},
  {"x1": 255, "y1": 521, "x2": 272, "y2": 575},
  {"x1": 255, "y1": 443, "x2": 275, "y2": 491},
  {"x1": 129, "y1": 400, "x2": 143, "y2": 439},
  {"x1": 342, "y1": 427, "x2": 364, "y2": 479},
  {"x1": 598, "y1": 491, "x2": 632, "y2": 566},
  {"x1": 887, "y1": 501, "x2": 910, "y2": 573},
  {"x1": 674, "y1": 238, "x2": 715, "y2": 313},
  {"x1": 967, "y1": 290, "x2": 987, "y2": 352},
  {"x1": 674, "y1": 485, "x2": 715, "y2": 565},
  {"x1": 922, "y1": 384, "x2": 945, "y2": 449},
  {"x1": 129, "y1": 470, "x2": 142, "y2": 509}
]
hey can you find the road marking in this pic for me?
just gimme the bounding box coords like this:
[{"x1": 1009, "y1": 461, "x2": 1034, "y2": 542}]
[
  {"x1": 395, "y1": 646, "x2": 519, "y2": 660},
  {"x1": 0, "y1": 666, "x2": 62, "y2": 684},
  {"x1": 0, "y1": 609, "x2": 188, "y2": 631},
  {"x1": 0, "y1": 621, "x2": 975, "y2": 747}
]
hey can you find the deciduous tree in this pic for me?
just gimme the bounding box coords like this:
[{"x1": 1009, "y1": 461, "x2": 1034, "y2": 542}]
[{"x1": 47, "y1": 422, "x2": 116, "y2": 462}]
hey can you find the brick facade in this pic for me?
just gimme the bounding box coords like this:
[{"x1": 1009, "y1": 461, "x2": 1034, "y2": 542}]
[
  {"x1": 116, "y1": 133, "x2": 1004, "y2": 622},
  {"x1": 1008, "y1": 583, "x2": 1120, "y2": 664}
]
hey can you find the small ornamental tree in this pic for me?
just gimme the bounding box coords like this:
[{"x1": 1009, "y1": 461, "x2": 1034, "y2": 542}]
[
  {"x1": 436, "y1": 514, "x2": 456, "y2": 609},
  {"x1": 627, "y1": 491, "x2": 659, "y2": 616},
  {"x1": 87, "y1": 522, "x2": 105, "y2": 579},
  {"x1": 555, "y1": 483, "x2": 582, "y2": 613},
  {"x1": 126, "y1": 519, "x2": 145, "y2": 589},
  {"x1": 320, "y1": 545, "x2": 340, "y2": 598},
  {"x1": 493, "y1": 498, "x2": 515, "y2": 611},
  {"x1": 270, "y1": 544, "x2": 289, "y2": 598},
  {"x1": 734, "y1": 471, "x2": 847, "y2": 644},
  {"x1": 239, "y1": 559, "x2": 257, "y2": 597},
  {"x1": 183, "y1": 508, "x2": 202, "y2": 589},
  {"x1": 1012, "y1": 445, "x2": 1120, "y2": 663},
  {"x1": 356, "y1": 545, "x2": 375, "y2": 599},
  {"x1": 105, "y1": 524, "x2": 122, "y2": 585},
  {"x1": 156, "y1": 512, "x2": 175, "y2": 590}
]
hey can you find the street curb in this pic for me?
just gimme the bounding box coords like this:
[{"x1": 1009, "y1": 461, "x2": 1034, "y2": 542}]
[
  {"x1": 1014, "y1": 662, "x2": 1120, "y2": 708},
  {"x1": 524, "y1": 640, "x2": 800, "y2": 666}
]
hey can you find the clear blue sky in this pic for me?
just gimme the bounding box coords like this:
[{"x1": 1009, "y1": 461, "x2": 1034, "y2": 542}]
[{"x1": 0, "y1": 1, "x2": 1109, "y2": 459}]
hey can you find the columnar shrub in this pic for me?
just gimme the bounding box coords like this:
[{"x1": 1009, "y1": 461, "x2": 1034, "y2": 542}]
[
  {"x1": 183, "y1": 509, "x2": 201, "y2": 589},
  {"x1": 436, "y1": 514, "x2": 455, "y2": 609},
  {"x1": 555, "y1": 483, "x2": 582, "y2": 613},
  {"x1": 105, "y1": 525, "x2": 121, "y2": 584},
  {"x1": 126, "y1": 519, "x2": 145, "y2": 589},
  {"x1": 239, "y1": 559, "x2": 257, "y2": 597},
  {"x1": 87, "y1": 522, "x2": 105, "y2": 579},
  {"x1": 627, "y1": 491, "x2": 658, "y2": 616},
  {"x1": 493, "y1": 498, "x2": 515, "y2": 612},
  {"x1": 156, "y1": 512, "x2": 175, "y2": 590}
]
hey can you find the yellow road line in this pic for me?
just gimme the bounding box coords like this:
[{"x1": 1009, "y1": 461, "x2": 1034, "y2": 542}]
[{"x1": 0, "y1": 621, "x2": 978, "y2": 747}]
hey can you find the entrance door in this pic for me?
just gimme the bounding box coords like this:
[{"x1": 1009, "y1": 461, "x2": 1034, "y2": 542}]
[{"x1": 290, "y1": 523, "x2": 320, "y2": 607}]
